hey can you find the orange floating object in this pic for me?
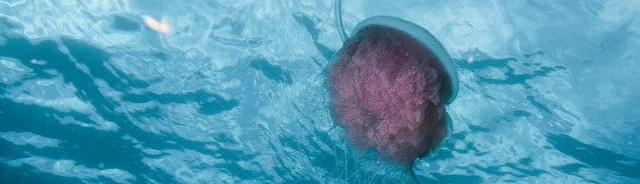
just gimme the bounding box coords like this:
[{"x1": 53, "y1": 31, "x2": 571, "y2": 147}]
[{"x1": 142, "y1": 15, "x2": 170, "y2": 34}]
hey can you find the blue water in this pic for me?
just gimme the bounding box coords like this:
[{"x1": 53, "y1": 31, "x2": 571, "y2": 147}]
[{"x1": 1, "y1": 0, "x2": 639, "y2": 183}]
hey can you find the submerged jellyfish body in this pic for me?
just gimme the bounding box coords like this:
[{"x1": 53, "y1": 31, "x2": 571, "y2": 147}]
[{"x1": 329, "y1": 16, "x2": 458, "y2": 165}]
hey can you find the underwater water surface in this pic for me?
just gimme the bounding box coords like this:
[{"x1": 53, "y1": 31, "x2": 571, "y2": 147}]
[{"x1": 1, "y1": 0, "x2": 640, "y2": 183}]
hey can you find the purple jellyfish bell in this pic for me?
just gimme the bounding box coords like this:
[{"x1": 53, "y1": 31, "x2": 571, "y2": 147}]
[{"x1": 329, "y1": 16, "x2": 459, "y2": 165}]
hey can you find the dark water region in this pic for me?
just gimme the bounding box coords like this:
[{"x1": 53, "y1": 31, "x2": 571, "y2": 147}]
[
  {"x1": 294, "y1": 13, "x2": 335, "y2": 61},
  {"x1": 249, "y1": 58, "x2": 293, "y2": 85},
  {"x1": 111, "y1": 15, "x2": 141, "y2": 32},
  {"x1": 0, "y1": 33, "x2": 241, "y2": 183},
  {"x1": 547, "y1": 134, "x2": 640, "y2": 179}
]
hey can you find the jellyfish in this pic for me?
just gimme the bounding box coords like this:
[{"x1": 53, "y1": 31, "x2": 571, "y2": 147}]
[{"x1": 328, "y1": 16, "x2": 458, "y2": 166}]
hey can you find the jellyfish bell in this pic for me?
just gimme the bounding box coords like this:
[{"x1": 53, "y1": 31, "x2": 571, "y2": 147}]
[
  {"x1": 329, "y1": 16, "x2": 458, "y2": 165},
  {"x1": 350, "y1": 16, "x2": 459, "y2": 104}
]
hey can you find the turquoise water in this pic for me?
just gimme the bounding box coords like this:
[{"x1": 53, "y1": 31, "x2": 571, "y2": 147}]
[{"x1": 1, "y1": 0, "x2": 639, "y2": 183}]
